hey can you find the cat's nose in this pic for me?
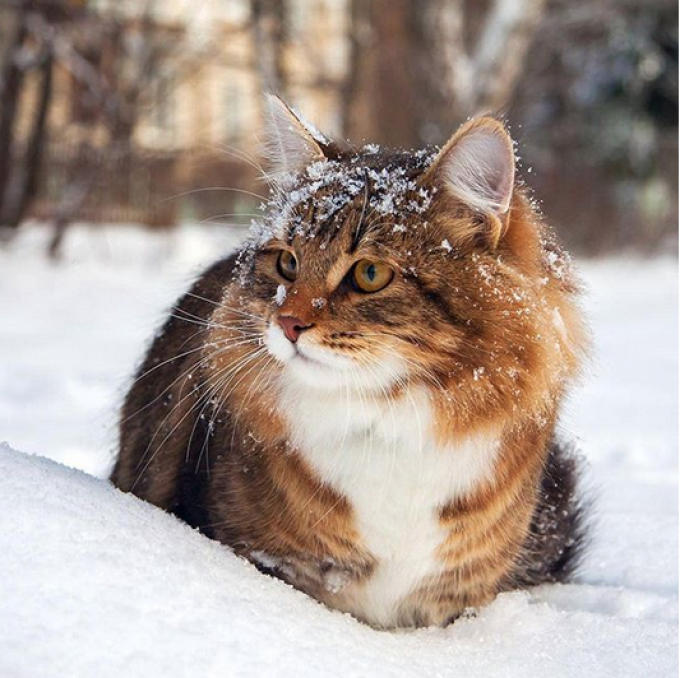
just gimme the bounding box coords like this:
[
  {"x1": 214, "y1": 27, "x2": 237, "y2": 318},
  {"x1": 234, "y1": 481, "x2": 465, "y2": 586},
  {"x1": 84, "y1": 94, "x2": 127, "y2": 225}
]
[{"x1": 277, "y1": 315, "x2": 313, "y2": 343}]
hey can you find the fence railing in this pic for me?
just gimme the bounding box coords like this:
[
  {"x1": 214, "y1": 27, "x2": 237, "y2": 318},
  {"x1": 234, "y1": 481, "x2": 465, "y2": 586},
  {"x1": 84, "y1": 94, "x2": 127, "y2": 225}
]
[{"x1": 29, "y1": 141, "x2": 260, "y2": 227}]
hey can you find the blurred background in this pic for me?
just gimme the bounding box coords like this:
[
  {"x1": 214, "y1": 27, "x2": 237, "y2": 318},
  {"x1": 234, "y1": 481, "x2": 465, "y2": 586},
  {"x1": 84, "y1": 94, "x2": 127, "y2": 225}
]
[
  {"x1": 0, "y1": 5, "x2": 677, "y2": 665},
  {"x1": 0, "y1": 0, "x2": 677, "y2": 255},
  {"x1": 0, "y1": 0, "x2": 677, "y2": 475}
]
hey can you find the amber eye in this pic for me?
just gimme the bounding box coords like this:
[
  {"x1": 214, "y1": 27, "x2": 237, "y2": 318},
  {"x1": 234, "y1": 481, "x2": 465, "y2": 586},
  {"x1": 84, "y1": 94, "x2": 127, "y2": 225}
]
[
  {"x1": 277, "y1": 250, "x2": 298, "y2": 281},
  {"x1": 352, "y1": 260, "x2": 394, "y2": 293}
]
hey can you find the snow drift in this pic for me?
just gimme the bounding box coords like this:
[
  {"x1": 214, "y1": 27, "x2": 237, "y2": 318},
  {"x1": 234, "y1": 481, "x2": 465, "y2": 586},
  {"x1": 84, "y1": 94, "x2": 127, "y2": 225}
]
[{"x1": 1, "y1": 443, "x2": 676, "y2": 678}]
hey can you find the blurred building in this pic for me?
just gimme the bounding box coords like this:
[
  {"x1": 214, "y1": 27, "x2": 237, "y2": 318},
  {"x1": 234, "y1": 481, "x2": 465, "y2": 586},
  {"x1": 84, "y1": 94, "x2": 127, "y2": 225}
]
[{"x1": 4, "y1": 0, "x2": 349, "y2": 227}]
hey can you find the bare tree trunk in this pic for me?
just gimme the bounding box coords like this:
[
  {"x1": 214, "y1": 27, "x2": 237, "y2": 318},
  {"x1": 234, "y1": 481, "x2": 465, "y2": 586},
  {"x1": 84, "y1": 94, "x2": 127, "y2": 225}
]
[
  {"x1": 344, "y1": 0, "x2": 422, "y2": 147},
  {"x1": 0, "y1": 2, "x2": 29, "y2": 222},
  {"x1": 425, "y1": 0, "x2": 473, "y2": 123},
  {"x1": 339, "y1": 0, "x2": 371, "y2": 138},
  {"x1": 421, "y1": 0, "x2": 546, "y2": 125},
  {"x1": 411, "y1": 0, "x2": 458, "y2": 144},
  {"x1": 2, "y1": 47, "x2": 53, "y2": 229},
  {"x1": 250, "y1": 0, "x2": 287, "y2": 95},
  {"x1": 48, "y1": 144, "x2": 100, "y2": 260},
  {"x1": 470, "y1": 0, "x2": 546, "y2": 112}
]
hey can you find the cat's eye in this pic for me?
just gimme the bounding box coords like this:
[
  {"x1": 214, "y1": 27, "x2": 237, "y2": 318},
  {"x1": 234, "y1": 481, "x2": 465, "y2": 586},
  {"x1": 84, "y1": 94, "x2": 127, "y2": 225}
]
[
  {"x1": 277, "y1": 250, "x2": 298, "y2": 281},
  {"x1": 352, "y1": 260, "x2": 394, "y2": 293}
]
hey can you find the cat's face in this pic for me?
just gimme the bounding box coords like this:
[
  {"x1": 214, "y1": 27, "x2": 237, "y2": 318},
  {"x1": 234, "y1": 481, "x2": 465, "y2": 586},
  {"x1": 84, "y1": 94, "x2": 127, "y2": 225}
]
[
  {"x1": 240, "y1": 151, "x2": 456, "y2": 392},
  {"x1": 214, "y1": 97, "x2": 579, "y2": 415}
]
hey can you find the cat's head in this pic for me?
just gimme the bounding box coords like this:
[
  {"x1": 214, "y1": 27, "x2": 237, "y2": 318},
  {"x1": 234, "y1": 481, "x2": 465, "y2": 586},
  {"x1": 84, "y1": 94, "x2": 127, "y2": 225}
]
[{"x1": 215, "y1": 96, "x2": 584, "y2": 425}]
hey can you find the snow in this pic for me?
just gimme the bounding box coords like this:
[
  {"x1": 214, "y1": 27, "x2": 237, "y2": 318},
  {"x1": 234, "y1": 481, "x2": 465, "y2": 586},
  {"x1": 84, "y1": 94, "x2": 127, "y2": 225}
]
[
  {"x1": 247, "y1": 148, "x2": 437, "y2": 255},
  {"x1": 274, "y1": 283, "x2": 287, "y2": 306},
  {"x1": 362, "y1": 143, "x2": 380, "y2": 155},
  {"x1": 0, "y1": 223, "x2": 677, "y2": 677}
]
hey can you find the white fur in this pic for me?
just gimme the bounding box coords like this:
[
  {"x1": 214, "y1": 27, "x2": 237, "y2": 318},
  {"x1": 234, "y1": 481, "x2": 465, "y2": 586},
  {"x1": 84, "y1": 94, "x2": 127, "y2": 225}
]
[
  {"x1": 441, "y1": 126, "x2": 515, "y2": 215},
  {"x1": 264, "y1": 325, "x2": 501, "y2": 627}
]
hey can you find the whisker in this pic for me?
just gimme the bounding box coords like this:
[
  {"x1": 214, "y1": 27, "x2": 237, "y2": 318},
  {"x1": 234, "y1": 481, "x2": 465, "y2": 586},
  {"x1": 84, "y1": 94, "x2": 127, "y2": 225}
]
[
  {"x1": 121, "y1": 335, "x2": 264, "y2": 424},
  {"x1": 129, "y1": 344, "x2": 267, "y2": 487},
  {"x1": 160, "y1": 186, "x2": 268, "y2": 203}
]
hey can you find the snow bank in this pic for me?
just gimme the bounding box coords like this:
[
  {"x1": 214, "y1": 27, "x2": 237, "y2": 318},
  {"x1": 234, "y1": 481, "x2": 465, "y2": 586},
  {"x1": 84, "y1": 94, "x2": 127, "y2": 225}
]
[{"x1": 0, "y1": 443, "x2": 675, "y2": 678}]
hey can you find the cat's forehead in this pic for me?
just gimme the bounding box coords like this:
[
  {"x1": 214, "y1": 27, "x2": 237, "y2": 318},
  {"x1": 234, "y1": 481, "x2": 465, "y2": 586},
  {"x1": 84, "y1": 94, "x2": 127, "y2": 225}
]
[{"x1": 250, "y1": 147, "x2": 439, "y2": 251}]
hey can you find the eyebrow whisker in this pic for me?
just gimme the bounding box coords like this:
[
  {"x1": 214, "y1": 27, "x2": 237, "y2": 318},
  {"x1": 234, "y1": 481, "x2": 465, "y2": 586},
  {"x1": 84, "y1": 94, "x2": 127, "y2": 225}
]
[{"x1": 350, "y1": 168, "x2": 371, "y2": 253}]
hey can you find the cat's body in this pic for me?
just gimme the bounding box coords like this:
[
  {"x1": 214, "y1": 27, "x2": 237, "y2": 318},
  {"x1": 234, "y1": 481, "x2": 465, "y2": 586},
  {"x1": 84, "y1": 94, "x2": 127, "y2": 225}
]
[{"x1": 112, "y1": 98, "x2": 588, "y2": 628}]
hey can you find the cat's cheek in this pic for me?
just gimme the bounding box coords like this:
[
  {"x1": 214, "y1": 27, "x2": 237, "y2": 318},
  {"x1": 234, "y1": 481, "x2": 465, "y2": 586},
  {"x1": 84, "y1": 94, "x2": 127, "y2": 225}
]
[{"x1": 264, "y1": 323, "x2": 297, "y2": 363}]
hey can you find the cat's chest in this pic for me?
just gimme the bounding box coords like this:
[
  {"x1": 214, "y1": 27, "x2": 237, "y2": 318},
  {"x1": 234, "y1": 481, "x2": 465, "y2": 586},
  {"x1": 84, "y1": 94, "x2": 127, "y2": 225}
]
[{"x1": 280, "y1": 383, "x2": 500, "y2": 627}]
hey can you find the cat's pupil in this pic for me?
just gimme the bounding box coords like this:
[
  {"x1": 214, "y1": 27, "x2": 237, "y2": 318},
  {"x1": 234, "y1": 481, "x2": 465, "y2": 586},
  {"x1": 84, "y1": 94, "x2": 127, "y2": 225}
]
[{"x1": 366, "y1": 264, "x2": 376, "y2": 281}]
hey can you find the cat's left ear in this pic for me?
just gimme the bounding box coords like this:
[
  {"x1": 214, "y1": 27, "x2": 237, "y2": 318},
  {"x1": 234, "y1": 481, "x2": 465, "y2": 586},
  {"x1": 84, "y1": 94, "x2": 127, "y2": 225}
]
[
  {"x1": 425, "y1": 117, "x2": 516, "y2": 248},
  {"x1": 262, "y1": 94, "x2": 332, "y2": 183}
]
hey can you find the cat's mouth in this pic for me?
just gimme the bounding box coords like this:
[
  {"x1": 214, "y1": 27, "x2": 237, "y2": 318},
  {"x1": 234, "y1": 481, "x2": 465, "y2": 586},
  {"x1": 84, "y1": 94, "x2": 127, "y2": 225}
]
[
  {"x1": 292, "y1": 345, "x2": 333, "y2": 369},
  {"x1": 265, "y1": 321, "x2": 352, "y2": 372}
]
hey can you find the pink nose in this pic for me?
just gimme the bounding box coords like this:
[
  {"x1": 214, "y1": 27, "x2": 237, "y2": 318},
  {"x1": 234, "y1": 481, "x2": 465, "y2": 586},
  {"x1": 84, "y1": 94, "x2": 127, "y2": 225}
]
[{"x1": 277, "y1": 316, "x2": 312, "y2": 343}]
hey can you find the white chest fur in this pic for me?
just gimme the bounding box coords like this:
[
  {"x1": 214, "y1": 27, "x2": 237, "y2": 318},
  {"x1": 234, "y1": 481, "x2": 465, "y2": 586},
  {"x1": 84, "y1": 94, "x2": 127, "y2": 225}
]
[{"x1": 279, "y1": 379, "x2": 500, "y2": 627}]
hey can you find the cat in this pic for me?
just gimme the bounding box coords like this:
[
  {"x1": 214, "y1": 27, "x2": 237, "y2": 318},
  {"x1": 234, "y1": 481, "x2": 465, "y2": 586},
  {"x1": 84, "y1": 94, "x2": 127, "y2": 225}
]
[{"x1": 111, "y1": 95, "x2": 589, "y2": 629}]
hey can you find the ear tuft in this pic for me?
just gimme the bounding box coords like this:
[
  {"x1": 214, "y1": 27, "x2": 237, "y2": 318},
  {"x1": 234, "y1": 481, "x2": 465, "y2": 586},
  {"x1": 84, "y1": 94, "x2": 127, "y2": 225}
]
[
  {"x1": 434, "y1": 118, "x2": 515, "y2": 216},
  {"x1": 262, "y1": 94, "x2": 327, "y2": 183}
]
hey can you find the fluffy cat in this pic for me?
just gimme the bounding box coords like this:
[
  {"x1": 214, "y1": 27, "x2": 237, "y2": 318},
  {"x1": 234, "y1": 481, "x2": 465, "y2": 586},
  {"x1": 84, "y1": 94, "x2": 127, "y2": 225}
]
[{"x1": 111, "y1": 96, "x2": 589, "y2": 629}]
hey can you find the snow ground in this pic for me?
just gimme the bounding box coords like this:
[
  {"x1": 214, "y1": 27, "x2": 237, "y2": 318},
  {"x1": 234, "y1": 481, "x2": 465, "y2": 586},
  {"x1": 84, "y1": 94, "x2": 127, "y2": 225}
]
[{"x1": 0, "y1": 224, "x2": 677, "y2": 677}]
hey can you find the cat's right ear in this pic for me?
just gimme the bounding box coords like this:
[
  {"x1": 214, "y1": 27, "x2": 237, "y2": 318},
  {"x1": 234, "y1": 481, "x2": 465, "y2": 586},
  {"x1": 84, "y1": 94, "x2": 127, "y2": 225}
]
[
  {"x1": 424, "y1": 117, "x2": 516, "y2": 249},
  {"x1": 262, "y1": 95, "x2": 329, "y2": 183}
]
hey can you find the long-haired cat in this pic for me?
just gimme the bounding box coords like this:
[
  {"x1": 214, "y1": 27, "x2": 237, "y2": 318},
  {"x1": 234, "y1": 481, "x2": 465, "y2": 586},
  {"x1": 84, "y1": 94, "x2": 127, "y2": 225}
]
[{"x1": 111, "y1": 96, "x2": 589, "y2": 629}]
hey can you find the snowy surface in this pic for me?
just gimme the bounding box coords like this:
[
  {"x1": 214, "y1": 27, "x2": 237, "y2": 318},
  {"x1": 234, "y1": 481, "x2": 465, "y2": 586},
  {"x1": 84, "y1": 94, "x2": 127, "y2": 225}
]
[{"x1": 0, "y1": 224, "x2": 677, "y2": 677}]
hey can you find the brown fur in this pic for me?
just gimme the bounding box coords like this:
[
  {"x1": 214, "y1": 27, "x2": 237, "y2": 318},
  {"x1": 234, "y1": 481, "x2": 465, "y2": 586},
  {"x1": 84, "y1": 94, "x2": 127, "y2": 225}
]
[{"x1": 111, "y1": 110, "x2": 589, "y2": 628}]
